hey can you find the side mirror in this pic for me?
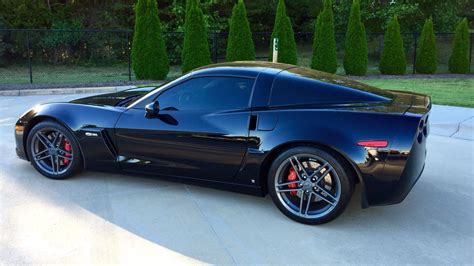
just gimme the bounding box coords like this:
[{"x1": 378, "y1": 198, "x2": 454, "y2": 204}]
[{"x1": 145, "y1": 100, "x2": 160, "y2": 116}]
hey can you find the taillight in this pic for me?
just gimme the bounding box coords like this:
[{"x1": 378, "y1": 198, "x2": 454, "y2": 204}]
[{"x1": 357, "y1": 140, "x2": 389, "y2": 148}]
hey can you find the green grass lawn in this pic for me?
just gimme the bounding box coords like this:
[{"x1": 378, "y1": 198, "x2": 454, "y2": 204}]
[
  {"x1": 360, "y1": 78, "x2": 474, "y2": 108},
  {"x1": 0, "y1": 65, "x2": 182, "y2": 85}
]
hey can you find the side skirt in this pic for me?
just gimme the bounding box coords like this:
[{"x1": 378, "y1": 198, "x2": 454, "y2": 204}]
[{"x1": 121, "y1": 169, "x2": 265, "y2": 197}]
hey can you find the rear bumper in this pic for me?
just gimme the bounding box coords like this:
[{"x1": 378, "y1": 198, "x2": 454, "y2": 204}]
[{"x1": 365, "y1": 114, "x2": 429, "y2": 206}]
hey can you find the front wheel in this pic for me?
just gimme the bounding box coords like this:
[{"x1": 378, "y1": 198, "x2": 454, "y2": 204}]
[
  {"x1": 26, "y1": 121, "x2": 83, "y2": 179},
  {"x1": 268, "y1": 146, "x2": 354, "y2": 224}
]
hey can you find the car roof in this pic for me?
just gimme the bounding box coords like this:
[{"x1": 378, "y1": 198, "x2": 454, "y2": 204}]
[
  {"x1": 191, "y1": 61, "x2": 296, "y2": 78},
  {"x1": 192, "y1": 61, "x2": 393, "y2": 99}
]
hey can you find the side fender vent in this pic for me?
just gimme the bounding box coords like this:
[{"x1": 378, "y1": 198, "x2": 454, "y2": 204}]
[{"x1": 100, "y1": 130, "x2": 118, "y2": 157}]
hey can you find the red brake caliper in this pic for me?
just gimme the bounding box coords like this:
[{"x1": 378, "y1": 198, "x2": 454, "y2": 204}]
[
  {"x1": 63, "y1": 139, "x2": 71, "y2": 165},
  {"x1": 287, "y1": 168, "x2": 298, "y2": 196}
]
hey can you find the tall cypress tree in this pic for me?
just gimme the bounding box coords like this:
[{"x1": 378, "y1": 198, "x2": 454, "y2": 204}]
[
  {"x1": 343, "y1": 0, "x2": 368, "y2": 76},
  {"x1": 415, "y1": 17, "x2": 437, "y2": 74},
  {"x1": 226, "y1": 0, "x2": 255, "y2": 61},
  {"x1": 311, "y1": 0, "x2": 337, "y2": 74},
  {"x1": 268, "y1": 0, "x2": 298, "y2": 64},
  {"x1": 131, "y1": 0, "x2": 169, "y2": 80},
  {"x1": 379, "y1": 16, "x2": 406, "y2": 75},
  {"x1": 449, "y1": 18, "x2": 470, "y2": 74},
  {"x1": 181, "y1": 1, "x2": 211, "y2": 73},
  {"x1": 182, "y1": 0, "x2": 198, "y2": 63}
]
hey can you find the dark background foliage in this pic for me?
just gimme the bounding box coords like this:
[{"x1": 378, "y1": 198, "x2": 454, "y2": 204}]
[
  {"x1": 0, "y1": 0, "x2": 471, "y2": 69},
  {"x1": 1, "y1": 0, "x2": 471, "y2": 33}
]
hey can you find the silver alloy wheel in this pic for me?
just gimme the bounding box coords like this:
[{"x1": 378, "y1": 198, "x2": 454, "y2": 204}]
[
  {"x1": 274, "y1": 154, "x2": 341, "y2": 219},
  {"x1": 30, "y1": 128, "x2": 74, "y2": 176}
]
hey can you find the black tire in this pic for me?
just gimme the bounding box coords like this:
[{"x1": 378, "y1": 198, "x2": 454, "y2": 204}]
[
  {"x1": 26, "y1": 120, "x2": 83, "y2": 179},
  {"x1": 267, "y1": 146, "x2": 354, "y2": 224}
]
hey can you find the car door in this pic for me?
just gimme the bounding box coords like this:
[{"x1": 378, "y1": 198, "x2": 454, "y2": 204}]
[{"x1": 114, "y1": 76, "x2": 255, "y2": 182}]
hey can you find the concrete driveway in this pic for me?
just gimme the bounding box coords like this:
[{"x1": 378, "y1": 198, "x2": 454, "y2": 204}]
[{"x1": 0, "y1": 94, "x2": 473, "y2": 264}]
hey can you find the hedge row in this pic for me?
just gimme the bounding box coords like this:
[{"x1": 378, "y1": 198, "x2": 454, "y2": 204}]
[{"x1": 132, "y1": 0, "x2": 471, "y2": 80}]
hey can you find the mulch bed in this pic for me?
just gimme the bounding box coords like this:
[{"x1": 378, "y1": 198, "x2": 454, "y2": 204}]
[{"x1": 353, "y1": 73, "x2": 474, "y2": 80}]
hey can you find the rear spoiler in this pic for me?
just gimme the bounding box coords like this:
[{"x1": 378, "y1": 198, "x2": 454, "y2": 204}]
[{"x1": 388, "y1": 90, "x2": 431, "y2": 115}]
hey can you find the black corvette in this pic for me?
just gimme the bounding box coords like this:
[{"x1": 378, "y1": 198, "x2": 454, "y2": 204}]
[{"x1": 15, "y1": 62, "x2": 430, "y2": 224}]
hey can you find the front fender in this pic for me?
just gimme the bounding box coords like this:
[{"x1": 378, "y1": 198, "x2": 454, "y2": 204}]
[{"x1": 15, "y1": 103, "x2": 125, "y2": 171}]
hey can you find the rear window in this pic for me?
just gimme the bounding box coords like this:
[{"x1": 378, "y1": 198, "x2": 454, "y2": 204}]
[{"x1": 270, "y1": 68, "x2": 393, "y2": 106}]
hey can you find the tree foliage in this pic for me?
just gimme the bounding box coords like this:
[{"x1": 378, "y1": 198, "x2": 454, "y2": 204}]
[
  {"x1": 268, "y1": 0, "x2": 297, "y2": 64},
  {"x1": 343, "y1": 0, "x2": 367, "y2": 76},
  {"x1": 379, "y1": 16, "x2": 406, "y2": 75},
  {"x1": 226, "y1": 0, "x2": 255, "y2": 61},
  {"x1": 448, "y1": 18, "x2": 470, "y2": 74},
  {"x1": 132, "y1": 0, "x2": 169, "y2": 80},
  {"x1": 415, "y1": 18, "x2": 437, "y2": 74},
  {"x1": 181, "y1": 0, "x2": 211, "y2": 73},
  {"x1": 311, "y1": 0, "x2": 337, "y2": 74}
]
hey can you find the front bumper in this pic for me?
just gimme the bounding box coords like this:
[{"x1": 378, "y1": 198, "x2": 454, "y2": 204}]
[{"x1": 15, "y1": 120, "x2": 28, "y2": 161}]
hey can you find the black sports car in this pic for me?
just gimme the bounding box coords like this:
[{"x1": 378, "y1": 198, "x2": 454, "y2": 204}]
[{"x1": 15, "y1": 62, "x2": 431, "y2": 224}]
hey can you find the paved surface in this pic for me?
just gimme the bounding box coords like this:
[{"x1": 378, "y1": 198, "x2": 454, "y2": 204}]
[{"x1": 1, "y1": 94, "x2": 473, "y2": 264}]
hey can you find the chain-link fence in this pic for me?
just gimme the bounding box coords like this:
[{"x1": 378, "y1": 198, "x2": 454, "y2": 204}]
[{"x1": 0, "y1": 29, "x2": 472, "y2": 87}]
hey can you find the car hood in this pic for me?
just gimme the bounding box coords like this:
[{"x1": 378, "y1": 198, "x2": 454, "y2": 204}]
[{"x1": 70, "y1": 87, "x2": 155, "y2": 107}]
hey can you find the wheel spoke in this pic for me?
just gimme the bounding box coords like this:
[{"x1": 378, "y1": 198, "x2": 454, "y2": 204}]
[
  {"x1": 50, "y1": 156, "x2": 56, "y2": 174},
  {"x1": 304, "y1": 192, "x2": 312, "y2": 215},
  {"x1": 57, "y1": 148, "x2": 72, "y2": 157},
  {"x1": 36, "y1": 132, "x2": 52, "y2": 147},
  {"x1": 51, "y1": 132, "x2": 59, "y2": 147},
  {"x1": 33, "y1": 149, "x2": 48, "y2": 157},
  {"x1": 309, "y1": 162, "x2": 329, "y2": 178},
  {"x1": 56, "y1": 156, "x2": 61, "y2": 174},
  {"x1": 50, "y1": 155, "x2": 61, "y2": 175},
  {"x1": 293, "y1": 156, "x2": 309, "y2": 176},
  {"x1": 313, "y1": 188, "x2": 337, "y2": 206},
  {"x1": 53, "y1": 132, "x2": 63, "y2": 147},
  {"x1": 35, "y1": 154, "x2": 51, "y2": 161},
  {"x1": 57, "y1": 154, "x2": 73, "y2": 161},
  {"x1": 314, "y1": 166, "x2": 333, "y2": 185},
  {"x1": 276, "y1": 188, "x2": 300, "y2": 193},
  {"x1": 277, "y1": 180, "x2": 301, "y2": 187},
  {"x1": 299, "y1": 193, "x2": 304, "y2": 214}
]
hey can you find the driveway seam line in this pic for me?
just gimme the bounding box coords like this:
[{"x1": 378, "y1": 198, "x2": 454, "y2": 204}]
[{"x1": 449, "y1": 115, "x2": 474, "y2": 137}]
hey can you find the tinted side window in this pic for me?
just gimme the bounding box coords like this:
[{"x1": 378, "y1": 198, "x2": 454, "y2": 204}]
[
  {"x1": 270, "y1": 71, "x2": 389, "y2": 106},
  {"x1": 157, "y1": 77, "x2": 254, "y2": 111}
]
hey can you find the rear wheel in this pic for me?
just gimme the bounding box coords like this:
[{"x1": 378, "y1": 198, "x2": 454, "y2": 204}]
[
  {"x1": 27, "y1": 121, "x2": 83, "y2": 179},
  {"x1": 268, "y1": 146, "x2": 354, "y2": 224}
]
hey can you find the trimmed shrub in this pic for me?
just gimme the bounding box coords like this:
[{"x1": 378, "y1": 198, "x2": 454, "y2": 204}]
[
  {"x1": 181, "y1": 2, "x2": 211, "y2": 73},
  {"x1": 343, "y1": 0, "x2": 368, "y2": 76},
  {"x1": 415, "y1": 18, "x2": 437, "y2": 74},
  {"x1": 379, "y1": 16, "x2": 406, "y2": 75},
  {"x1": 449, "y1": 18, "x2": 470, "y2": 74},
  {"x1": 268, "y1": 0, "x2": 298, "y2": 64},
  {"x1": 226, "y1": 0, "x2": 255, "y2": 61},
  {"x1": 311, "y1": 0, "x2": 337, "y2": 74},
  {"x1": 131, "y1": 0, "x2": 169, "y2": 80}
]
